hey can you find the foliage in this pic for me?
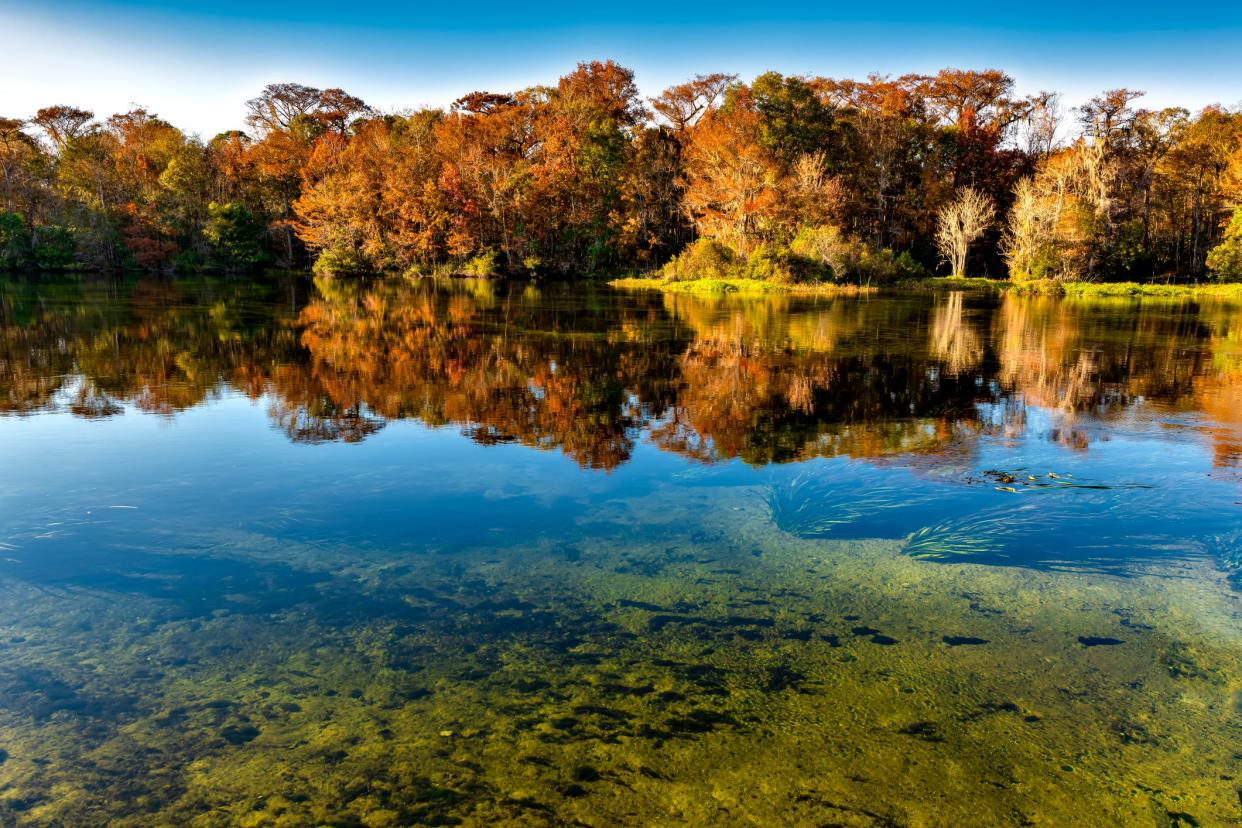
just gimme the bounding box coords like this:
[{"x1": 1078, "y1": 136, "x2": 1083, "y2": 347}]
[
  {"x1": 608, "y1": 276, "x2": 873, "y2": 296},
  {"x1": 788, "y1": 225, "x2": 861, "y2": 281},
  {"x1": 1207, "y1": 208, "x2": 1242, "y2": 282},
  {"x1": 460, "y1": 248, "x2": 500, "y2": 277},
  {"x1": 32, "y1": 224, "x2": 76, "y2": 269},
  {"x1": 203, "y1": 201, "x2": 267, "y2": 270},
  {"x1": 659, "y1": 238, "x2": 738, "y2": 281},
  {"x1": 0, "y1": 211, "x2": 29, "y2": 267},
  {"x1": 311, "y1": 244, "x2": 368, "y2": 275},
  {"x1": 1007, "y1": 279, "x2": 1242, "y2": 301},
  {"x1": 789, "y1": 225, "x2": 925, "y2": 284}
]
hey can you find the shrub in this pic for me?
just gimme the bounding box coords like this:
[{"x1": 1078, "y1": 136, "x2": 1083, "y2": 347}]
[
  {"x1": 461, "y1": 248, "x2": 500, "y2": 277},
  {"x1": 789, "y1": 225, "x2": 860, "y2": 281},
  {"x1": 789, "y1": 225, "x2": 922, "y2": 285},
  {"x1": 857, "y1": 249, "x2": 926, "y2": 285},
  {"x1": 312, "y1": 246, "x2": 368, "y2": 275},
  {"x1": 741, "y1": 244, "x2": 809, "y2": 284},
  {"x1": 658, "y1": 238, "x2": 737, "y2": 281}
]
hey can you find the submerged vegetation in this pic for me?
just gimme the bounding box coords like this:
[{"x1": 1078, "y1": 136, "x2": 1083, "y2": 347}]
[
  {"x1": 3, "y1": 495, "x2": 1241, "y2": 825},
  {"x1": 2, "y1": 66, "x2": 1240, "y2": 287}
]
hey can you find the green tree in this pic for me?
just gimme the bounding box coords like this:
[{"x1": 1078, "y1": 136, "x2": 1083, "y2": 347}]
[
  {"x1": 745, "y1": 72, "x2": 836, "y2": 165},
  {"x1": 0, "y1": 211, "x2": 29, "y2": 267},
  {"x1": 204, "y1": 201, "x2": 267, "y2": 269}
]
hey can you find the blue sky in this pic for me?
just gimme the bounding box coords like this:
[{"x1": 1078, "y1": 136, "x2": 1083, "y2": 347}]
[{"x1": 5, "y1": 0, "x2": 1241, "y2": 137}]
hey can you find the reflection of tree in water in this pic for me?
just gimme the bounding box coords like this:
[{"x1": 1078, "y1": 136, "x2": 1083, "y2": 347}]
[
  {"x1": 0, "y1": 274, "x2": 305, "y2": 417},
  {"x1": 289, "y1": 277, "x2": 685, "y2": 468},
  {"x1": 930, "y1": 290, "x2": 984, "y2": 376},
  {"x1": 651, "y1": 294, "x2": 997, "y2": 466},
  {"x1": 3, "y1": 274, "x2": 1241, "y2": 472}
]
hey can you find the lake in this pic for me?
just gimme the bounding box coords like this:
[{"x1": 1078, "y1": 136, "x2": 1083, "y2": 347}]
[{"x1": 1, "y1": 273, "x2": 1240, "y2": 826}]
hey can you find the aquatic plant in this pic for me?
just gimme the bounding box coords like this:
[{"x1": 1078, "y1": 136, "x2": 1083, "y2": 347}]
[
  {"x1": 768, "y1": 465, "x2": 931, "y2": 539},
  {"x1": 903, "y1": 496, "x2": 1217, "y2": 576},
  {"x1": 1199, "y1": 530, "x2": 1242, "y2": 589},
  {"x1": 901, "y1": 507, "x2": 1038, "y2": 563}
]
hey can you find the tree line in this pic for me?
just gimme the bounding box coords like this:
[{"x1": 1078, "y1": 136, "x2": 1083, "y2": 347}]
[{"x1": 2, "y1": 62, "x2": 1240, "y2": 281}]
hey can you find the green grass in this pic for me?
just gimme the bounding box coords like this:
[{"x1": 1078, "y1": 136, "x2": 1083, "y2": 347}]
[
  {"x1": 611, "y1": 273, "x2": 1242, "y2": 301},
  {"x1": 607, "y1": 277, "x2": 875, "y2": 296},
  {"x1": 1008, "y1": 280, "x2": 1242, "y2": 300},
  {"x1": 897, "y1": 276, "x2": 1009, "y2": 291}
]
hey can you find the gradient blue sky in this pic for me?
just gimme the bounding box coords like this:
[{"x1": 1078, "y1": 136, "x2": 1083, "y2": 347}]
[{"x1": 5, "y1": 0, "x2": 1241, "y2": 136}]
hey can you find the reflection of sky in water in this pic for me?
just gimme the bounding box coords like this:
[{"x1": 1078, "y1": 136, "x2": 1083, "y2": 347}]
[{"x1": 3, "y1": 378, "x2": 1238, "y2": 583}]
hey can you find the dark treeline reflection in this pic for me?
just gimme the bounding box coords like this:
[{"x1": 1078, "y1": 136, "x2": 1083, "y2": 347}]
[{"x1": 2, "y1": 273, "x2": 1240, "y2": 471}]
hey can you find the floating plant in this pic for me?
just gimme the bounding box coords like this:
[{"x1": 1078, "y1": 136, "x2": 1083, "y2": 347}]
[{"x1": 973, "y1": 468, "x2": 1155, "y2": 493}]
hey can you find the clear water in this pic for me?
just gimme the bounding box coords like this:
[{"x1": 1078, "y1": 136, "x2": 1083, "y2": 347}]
[{"x1": 1, "y1": 273, "x2": 1240, "y2": 826}]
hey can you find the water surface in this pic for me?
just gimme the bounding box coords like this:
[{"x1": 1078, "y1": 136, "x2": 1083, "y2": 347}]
[{"x1": 1, "y1": 274, "x2": 1240, "y2": 826}]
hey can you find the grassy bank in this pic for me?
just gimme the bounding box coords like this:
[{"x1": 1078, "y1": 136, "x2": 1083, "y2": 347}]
[
  {"x1": 1008, "y1": 280, "x2": 1242, "y2": 300},
  {"x1": 607, "y1": 277, "x2": 878, "y2": 296},
  {"x1": 897, "y1": 276, "x2": 1009, "y2": 291},
  {"x1": 611, "y1": 274, "x2": 1242, "y2": 301}
]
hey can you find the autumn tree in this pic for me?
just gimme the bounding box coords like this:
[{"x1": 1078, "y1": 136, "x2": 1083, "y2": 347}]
[
  {"x1": 680, "y1": 105, "x2": 780, "y2": 252},
  {"x1": 31, "y1": 105, "x2": 95, "y2": 149},
  {"x1": 245, "y1": 83, "x2": 325, "y2": 135}
]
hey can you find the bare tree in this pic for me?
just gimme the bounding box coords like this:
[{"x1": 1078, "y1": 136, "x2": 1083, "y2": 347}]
[
  {"x1": 1002, "y1": 177, "x2": 1058, "y2": 278},
  {"x1": 936, "y1": 187, "x2": 996, "y2": 276},
  {"x1": 1017, "y1": 92, "x2": 1061, "y2": 159}
]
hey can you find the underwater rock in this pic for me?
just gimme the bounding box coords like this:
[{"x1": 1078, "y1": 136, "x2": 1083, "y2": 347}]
[
  {"x1": 665, "y1": 709, "x2": 738, "y2": 734},
  {"x1": 898, "y1": 721, "x2": 944, "y2": 742},
  {"x1": 220, "y1": 725, "x2": 260, "y2": 746},
  {"x1": 1201, "y1": 530, "x2": 1242, "y2": 590},
  {"x1": 764, "y1": 665, "x2": 807, "y2": 692},
  {"x1": 572, "y1": 765, "x2": 601, "y2": 783}
]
